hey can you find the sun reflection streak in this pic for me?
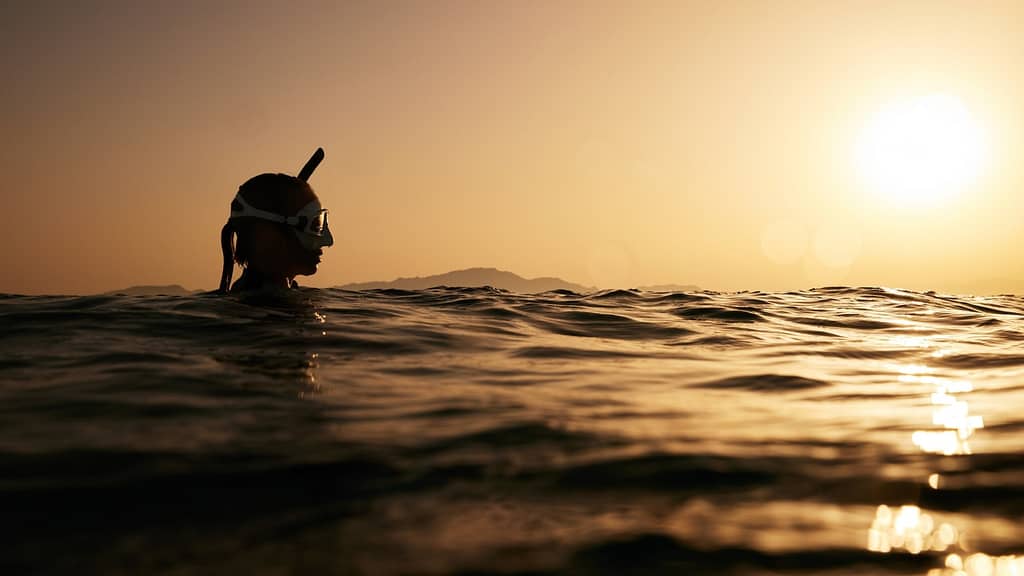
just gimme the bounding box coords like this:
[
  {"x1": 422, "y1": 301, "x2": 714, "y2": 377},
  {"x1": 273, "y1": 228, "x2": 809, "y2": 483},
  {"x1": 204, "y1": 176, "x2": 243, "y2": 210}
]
[
  {"x1": 927, "y1": 553, "x2": 1024, "y2": 576},
  {"x1": 868, "y1": 505, "x2": 957, "y2": 555},
  {"x1": 899, "y1": 363, "x2": 934, "y2": 376},
  {"x1": 299, "y1": 352, "x2": 321, "y2": 398},
  {"x1": 867, "y1": 358, "x2": 1017, "y2": 576},
  {"x1": 315, "y1": 310, "x2": 327, "y2": 336},
  {"x1": 901, "y1": 371, "x2": 983, "y2": 456}
]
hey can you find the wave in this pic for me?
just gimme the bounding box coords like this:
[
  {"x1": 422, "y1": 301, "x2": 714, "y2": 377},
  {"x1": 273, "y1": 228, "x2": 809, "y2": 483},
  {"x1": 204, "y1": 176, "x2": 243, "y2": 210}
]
[{"x1": 3, "y1": 286, "x2": 1024, "y2": 574}]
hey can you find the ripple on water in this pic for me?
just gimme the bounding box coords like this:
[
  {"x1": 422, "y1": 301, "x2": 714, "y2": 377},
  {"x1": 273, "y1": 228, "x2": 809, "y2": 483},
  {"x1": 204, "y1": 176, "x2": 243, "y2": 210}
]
[
  {"x1": 672, "y1": 306, "x2": 766, "y2": 322},
  {"x1": 3, "y1": 286, "x2": 1024, "y2": 575},
  {"x1": 693, "y1": 373, "x2": 830, "y2": 391}
]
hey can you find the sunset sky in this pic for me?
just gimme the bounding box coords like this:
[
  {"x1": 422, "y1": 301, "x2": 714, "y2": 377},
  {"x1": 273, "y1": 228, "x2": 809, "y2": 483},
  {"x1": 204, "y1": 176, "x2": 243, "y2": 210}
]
[{"x1": 3, "y1": 0, "x2": 1023, "y2": 294}]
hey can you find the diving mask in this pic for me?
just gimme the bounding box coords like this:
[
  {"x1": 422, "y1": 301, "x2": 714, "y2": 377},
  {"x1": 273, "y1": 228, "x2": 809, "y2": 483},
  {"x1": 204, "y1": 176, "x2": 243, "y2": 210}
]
[{"x1": 229, "y1": 194, "x2": 334, "y2": 251}]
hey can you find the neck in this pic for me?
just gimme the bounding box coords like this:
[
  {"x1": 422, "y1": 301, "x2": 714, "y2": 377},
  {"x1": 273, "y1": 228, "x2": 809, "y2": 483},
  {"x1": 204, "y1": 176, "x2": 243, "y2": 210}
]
[{"x1": 232, "y1": 268, "x2": 292, "y2": 292}]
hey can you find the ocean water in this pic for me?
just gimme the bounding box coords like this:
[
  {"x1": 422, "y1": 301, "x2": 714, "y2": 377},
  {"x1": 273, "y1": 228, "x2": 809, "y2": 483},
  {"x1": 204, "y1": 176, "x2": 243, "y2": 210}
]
[{"x1": 3, "y1": 286, "x2": 1024, "y2": 575}]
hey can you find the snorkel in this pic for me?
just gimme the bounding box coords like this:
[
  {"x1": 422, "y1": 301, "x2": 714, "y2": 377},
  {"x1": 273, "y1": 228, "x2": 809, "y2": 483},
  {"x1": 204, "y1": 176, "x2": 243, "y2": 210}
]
[
  {"x1": 297, "y1": 147, "x2": 324, "y2": 182},
  {"x1": 218, "y1": 148, "x2": 327, "y2": 293}
]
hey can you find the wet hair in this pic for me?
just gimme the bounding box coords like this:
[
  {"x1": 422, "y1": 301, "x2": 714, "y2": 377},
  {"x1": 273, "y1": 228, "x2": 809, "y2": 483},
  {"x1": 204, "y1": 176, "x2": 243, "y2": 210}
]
[{"x1": 218, "y1": 173, "x2": 315, "y2": 293}]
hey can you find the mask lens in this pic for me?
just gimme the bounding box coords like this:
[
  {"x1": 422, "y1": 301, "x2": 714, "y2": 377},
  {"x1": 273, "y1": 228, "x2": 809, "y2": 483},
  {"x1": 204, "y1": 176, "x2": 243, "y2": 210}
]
[{"x1": 310, "y1": 211, "x2": 327, "y2": 236}]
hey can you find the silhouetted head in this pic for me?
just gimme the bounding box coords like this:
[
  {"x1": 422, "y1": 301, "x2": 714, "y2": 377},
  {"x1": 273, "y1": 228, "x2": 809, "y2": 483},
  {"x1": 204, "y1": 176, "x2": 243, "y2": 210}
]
[{"x1": 218, "y1": 173, "x2": 333, "y2": 292}]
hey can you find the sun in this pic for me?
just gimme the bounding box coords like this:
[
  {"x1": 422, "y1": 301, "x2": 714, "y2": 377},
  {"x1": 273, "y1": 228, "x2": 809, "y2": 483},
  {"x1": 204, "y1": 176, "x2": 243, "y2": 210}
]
[{"x1": 855, "y1": 93, "x2": 987, "y2": 206}]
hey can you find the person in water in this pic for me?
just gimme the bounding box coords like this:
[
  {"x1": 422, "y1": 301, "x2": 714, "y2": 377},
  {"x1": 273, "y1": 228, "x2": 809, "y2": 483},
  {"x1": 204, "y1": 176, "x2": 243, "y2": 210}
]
[{"x1": 218, "y1": 171, "x2": 333, "y2": 293}]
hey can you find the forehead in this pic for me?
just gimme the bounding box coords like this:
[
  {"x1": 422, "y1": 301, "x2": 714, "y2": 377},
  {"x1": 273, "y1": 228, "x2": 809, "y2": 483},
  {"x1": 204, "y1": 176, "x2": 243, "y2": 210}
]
[
  {"x1": 283, "y1": 185, "x2": 319, "y2": 215},
  {"x1": 297, "y1": 198, "x2": 324, "y2": 214}
]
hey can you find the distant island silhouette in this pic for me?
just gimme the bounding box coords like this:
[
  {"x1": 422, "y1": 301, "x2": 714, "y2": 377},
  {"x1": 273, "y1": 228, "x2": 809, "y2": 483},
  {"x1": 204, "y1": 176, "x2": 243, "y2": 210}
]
[
  {"x1": 338, "y1": 268, "x2": 595, "y2": 293},
  {"x1": 103, "y1": 284, "x2": 197, "y2": 296},
  {"x1": 102, "y1": 269, "x2": 699, "y2": 295},
  {"x1": 338, "y1": 268, "x2": 700, "y2": 294}
]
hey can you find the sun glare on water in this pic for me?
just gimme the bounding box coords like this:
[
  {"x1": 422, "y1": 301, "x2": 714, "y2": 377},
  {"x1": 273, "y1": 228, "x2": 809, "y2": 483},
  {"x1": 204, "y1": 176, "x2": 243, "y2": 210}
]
[{"x1": 855, "y1": 93, "x2": 987, "y2": 206}]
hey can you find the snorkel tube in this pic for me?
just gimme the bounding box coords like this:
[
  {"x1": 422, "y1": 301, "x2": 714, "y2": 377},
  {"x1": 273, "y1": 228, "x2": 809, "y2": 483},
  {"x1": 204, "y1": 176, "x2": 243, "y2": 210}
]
[
  {"x1": 217, "y1": 148, "x2": 326, "y2": 293},
  {"x1": 297, "y1": 147, "x2": 324, "y2": 182}
]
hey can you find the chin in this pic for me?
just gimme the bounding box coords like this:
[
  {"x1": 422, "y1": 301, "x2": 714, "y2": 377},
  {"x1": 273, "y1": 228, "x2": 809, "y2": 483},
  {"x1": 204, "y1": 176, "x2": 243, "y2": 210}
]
[{"x1": 293, "y1": 252, "x2": 321, "y2": 276}]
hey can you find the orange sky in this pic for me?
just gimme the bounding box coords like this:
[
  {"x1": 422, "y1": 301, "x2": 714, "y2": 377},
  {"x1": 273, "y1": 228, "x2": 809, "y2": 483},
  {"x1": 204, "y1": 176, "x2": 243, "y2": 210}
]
[{"x1": 3, "y1": 0, "x2": 1023, "y2": 294}]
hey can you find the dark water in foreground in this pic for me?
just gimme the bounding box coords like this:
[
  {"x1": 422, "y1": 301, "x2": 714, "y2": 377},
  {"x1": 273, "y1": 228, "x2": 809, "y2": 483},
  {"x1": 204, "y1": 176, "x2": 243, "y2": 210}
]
[{"x1": 3, "y1": 287, "x2": 1024, "y2": 575}]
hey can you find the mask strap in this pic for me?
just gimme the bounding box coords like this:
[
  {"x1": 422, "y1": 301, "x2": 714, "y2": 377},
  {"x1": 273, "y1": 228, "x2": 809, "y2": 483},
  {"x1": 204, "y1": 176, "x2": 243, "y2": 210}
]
[{"x1": 231, "y1": 194, "x2": 302, "y2": 227}]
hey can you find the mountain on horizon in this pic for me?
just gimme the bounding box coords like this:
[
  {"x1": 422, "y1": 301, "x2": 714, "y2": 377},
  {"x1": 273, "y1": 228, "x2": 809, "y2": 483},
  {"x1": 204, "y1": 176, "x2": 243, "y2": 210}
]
[
  {"x1": 103, "y1": 284, "x2": 197, "y2": 296},
  {"x1": 101, "y1": 272, "x2": 700, "y2": 296},
  {"x1": 338, "y1": 268, "x2": 596, "y2": 294}
]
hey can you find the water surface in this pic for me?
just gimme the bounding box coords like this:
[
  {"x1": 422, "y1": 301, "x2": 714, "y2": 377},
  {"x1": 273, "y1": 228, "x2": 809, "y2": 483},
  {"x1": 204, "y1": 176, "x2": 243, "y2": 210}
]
[{"x1": 3, "y1": 287, "x2": 1024, "y2": 575}]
